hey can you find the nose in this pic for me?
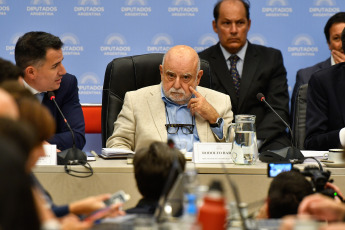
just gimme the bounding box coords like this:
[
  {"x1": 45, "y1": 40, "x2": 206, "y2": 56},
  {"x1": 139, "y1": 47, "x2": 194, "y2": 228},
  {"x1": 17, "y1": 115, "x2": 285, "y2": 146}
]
[
  {"x1": 230, "y1": 23, "x2": 237, "y2": 34},
  {"x1": 173, "y1": 76, "x2": 182, "y2": 89},
  {"x1": 59, "y1": 63, "x2": 67, "y2": 75}
]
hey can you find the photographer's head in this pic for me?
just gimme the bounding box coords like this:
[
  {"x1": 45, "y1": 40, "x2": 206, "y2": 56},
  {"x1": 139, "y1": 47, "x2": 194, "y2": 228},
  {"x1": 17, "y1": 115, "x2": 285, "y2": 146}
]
[
  {"x1": 133, "y1": 141, "x2": 186, "y2": 201},
  {"x1": 267, "y1": 171, "x2": 313, "y2": 218}
]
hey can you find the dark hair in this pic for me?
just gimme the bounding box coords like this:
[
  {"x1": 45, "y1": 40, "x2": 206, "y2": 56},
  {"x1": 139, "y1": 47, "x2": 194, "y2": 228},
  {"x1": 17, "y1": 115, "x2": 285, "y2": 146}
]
[
  {"x1": 341, "y1": 27, "x2": 345, "y2": 53},
  {"x1": 15, "y1": 31, "x2": 63, "y2": 71},
  {"x1": 268, "y1": 171, "x2": 313, "y2": 218},
  {"x1": 0, "y1": 137, "x2": 40, "y2": 230},
  {"x1": 0, "y1": 58, "x2": 23, "y2": 83},
  {"x1": 133, "y1": 142, "x2": 186, "y2": 200},
  {"x1": 213, "y1": 0, "x2": 250, "y2": 23},
  {"x1": 324, "y1": 12, "x2": 345, "y2": 44}
]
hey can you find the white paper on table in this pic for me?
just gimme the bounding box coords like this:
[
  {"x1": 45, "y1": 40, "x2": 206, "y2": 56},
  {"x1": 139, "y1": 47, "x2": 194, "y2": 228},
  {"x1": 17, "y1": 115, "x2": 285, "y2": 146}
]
[{"x1": 36, "y1": 144, "x2": 57, "y2": 166}]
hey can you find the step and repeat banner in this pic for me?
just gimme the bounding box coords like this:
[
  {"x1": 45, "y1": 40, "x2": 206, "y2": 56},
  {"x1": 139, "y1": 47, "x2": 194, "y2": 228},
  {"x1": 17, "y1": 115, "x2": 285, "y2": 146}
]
[{"x1": 0, "y1": 0, "x2": 344, "y2": 104}]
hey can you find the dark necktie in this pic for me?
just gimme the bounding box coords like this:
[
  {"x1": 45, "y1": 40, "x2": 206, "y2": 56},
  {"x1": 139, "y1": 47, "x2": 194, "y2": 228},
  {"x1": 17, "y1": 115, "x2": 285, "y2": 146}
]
[{"x1": 229, "y1": 55, "x2": 240, "y2": 97}]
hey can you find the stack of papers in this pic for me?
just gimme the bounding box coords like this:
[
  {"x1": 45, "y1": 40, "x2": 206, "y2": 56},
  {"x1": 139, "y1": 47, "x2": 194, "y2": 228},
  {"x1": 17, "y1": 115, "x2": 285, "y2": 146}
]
[{"x1": 101, "y1": 148, "x2": 135, "y2": 159}]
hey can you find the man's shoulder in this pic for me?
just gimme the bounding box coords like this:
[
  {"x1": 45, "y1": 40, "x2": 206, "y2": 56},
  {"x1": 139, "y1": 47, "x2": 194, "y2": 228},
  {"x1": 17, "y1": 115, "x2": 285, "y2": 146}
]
[
  {"x1": 198, "y1": 44, "x2": 218, "y2": 59},
  {"x1": 127, "y1": 84, "x2": 160, "y2": 96},
  {"x1": 249, "y1": 43, "x2": 281, "y2": 55},
  {"x1": 297, "y1": 58, "x2": 330, "y2": 76}
]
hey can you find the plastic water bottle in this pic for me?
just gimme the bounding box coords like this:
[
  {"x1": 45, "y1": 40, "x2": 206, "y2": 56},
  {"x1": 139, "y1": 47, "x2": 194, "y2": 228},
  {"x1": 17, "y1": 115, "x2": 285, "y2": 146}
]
[{"x1": 197, "y1": 180, "x2": 227, "y2": 230}]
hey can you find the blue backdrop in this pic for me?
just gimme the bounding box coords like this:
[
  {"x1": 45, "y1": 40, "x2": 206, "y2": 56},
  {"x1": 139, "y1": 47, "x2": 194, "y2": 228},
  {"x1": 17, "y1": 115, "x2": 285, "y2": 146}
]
[{"x1": 0, "y1": 0, "x2": 344, "y2": 104}]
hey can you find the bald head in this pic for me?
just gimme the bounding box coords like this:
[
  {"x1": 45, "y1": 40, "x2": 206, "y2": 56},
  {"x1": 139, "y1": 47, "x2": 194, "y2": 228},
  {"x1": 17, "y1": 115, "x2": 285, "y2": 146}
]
[
  {"x1": 0, "y1": 88, "x2": 19, "y2": 119},
  {"x1": 160, "y1": 45, "x2": 203, "y2": 105}
]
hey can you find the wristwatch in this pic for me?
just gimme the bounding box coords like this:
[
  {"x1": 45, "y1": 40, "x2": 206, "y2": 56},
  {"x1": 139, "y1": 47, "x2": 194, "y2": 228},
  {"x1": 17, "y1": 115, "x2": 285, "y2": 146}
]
[{"x1": 210, "y1": 117, "x2": 223, "y2": 128}]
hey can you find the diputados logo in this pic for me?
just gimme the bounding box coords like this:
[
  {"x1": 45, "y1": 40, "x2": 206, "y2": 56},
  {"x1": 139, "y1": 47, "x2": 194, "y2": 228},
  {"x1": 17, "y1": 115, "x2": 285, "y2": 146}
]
[
  {"x1": 194, "y1": 34, "x2": 218, "y2": 52},
  {"x1": 248, "y1": 34, "x2": 267, "y2": 46},
  {"x1": 78, "y1": 72, "x2": 102, "y2": 96},
  {"x1": 100, "y1": 33, "x2": 131, "y2": 56},
  {"x1": 309, "y1": 0, "x2": 339, "y2": 17},
  {"x1": 60, "y1": 33, "x2": 84, "y2": 56},
  {"x1": 0, "y1": 0, "x2": 10, "y2": 16},
  {"x1": 74, "y1": 0, "x2": 104, "y2": 17},
  {"x1": 147, "y1": 33, "x2": 173, "y2": 52},
  {"x1": 288, "y1": 34, "x2": 319, "y2": 56},
  {"x1": 168, "y1": 0, "x2": 198, "y2": 17},
  {"x1": 262, "y1": 0, "x2": 292, "y2": 17},
  {"x1": 5, "y1": 33, "x2": 22, "y2": 56},
  {"x1": 27, "y1": 0, "x2": 57, "y2": 16},
  {"x1": 121, "y1": 0, "x2": 151, "y2": 17}
]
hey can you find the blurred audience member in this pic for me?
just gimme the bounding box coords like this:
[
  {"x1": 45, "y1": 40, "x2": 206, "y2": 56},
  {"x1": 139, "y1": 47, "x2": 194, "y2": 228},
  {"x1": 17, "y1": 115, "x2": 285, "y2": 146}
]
[
  {"x1": 256, "y1": 170, "x2": 313, "y2": 219},
  {"x1": 0, "y1": 88, "x2": 19, "y2": 119},
  {"x1": 126, "y1": 141, "x2": 186, "y2": 214},
  {"x1": 0, "y1": 57, "x2": 23, "y2": 84}
]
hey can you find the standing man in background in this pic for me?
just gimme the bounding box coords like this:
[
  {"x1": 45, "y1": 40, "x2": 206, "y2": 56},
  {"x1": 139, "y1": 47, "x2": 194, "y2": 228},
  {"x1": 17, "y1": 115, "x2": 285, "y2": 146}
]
[
  {"x1": 291, "y1": 12, "x2": 345, "y2": 125},
  {"x1": 15, "y1": 31, "x2": 85, "y2": 151},
  {"x1": 199, "y1": 0, "x2": 290, "y2": 152}
]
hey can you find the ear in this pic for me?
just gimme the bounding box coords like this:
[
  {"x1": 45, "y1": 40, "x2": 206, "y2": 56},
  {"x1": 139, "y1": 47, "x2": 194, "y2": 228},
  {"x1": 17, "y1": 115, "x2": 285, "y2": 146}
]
[
  {"x1": 196, "y1": 70, "x2": 203, "y2": 85},
  {"x1": 159, "y1": 64, "x2": 164, "y2": 81},
  {"x1": 212, "y1": 20, "x2": 218, "y2": 34},
  {"x1": 24, "y1": 66, "x2": 36, "y2": 80}
]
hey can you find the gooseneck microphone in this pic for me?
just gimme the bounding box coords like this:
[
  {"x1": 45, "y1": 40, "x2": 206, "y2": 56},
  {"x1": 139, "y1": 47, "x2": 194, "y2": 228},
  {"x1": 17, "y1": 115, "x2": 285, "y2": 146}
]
[
  {"x1": 47, "y1": 91, "x2": 87, "y2": 167},
  {"x1": 256, "y1": 93, "x2": 304, "y2": 163}
]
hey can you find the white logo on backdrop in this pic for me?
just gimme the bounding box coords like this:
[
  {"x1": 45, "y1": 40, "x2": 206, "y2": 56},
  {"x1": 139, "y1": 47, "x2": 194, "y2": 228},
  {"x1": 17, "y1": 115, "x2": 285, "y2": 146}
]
[
  {"x1": 5, "y1": 33, "x2": 22, "y2": 55},
  {"x1": 267, "y1": 0, "x2": 288, "y2": 6},
  {"x1": 314, "y1": 0, "x2": 335, "y2": 6},
  {"x1": 60, "y1": 33, "x2": 84, "y2": 56},
  {"x1": 80, "y1": 72, "x2": 99, "y2": 84},
  {"x1": 173, "y1": 0, "x2": 194, "y2": 6},
  {"x1": 0, "y1": 0, "x2": 10, "y2": 16},
  {"x1": 262, "y1": 0, "x2": 291, "y2": 17},
  {"x1": 31, "y1": 0, "x2": 53, "y2": 5},
  {"x1": 100, "y1": 33, "x2": 130, "y2": 56},
  {"x1": 194, "y1": 33, "x2": 217, "y2": 52},
  {"x1": 126, "y1": 0, "x2": 146, "y2": 6},
  {"x1": 248, "y1": 34, "x2": 267, "y2": 46},
  {"x1": 105, "y1": 34, "x2": 126, "y2": 45},
  {"x1": 147, "y1": 33, "x2": 174, "y2": 52},
  {"x1": 169, "y1": 0, "x2": 198, "y2": 16},
  {"x1": 79, "y1": 72, "x2": 102, "y2": 96},
  {"x1": 28, "y1": 0, "x2": 57, "y2": 16},
  {"x1": 288, "y1": 34, "x2": 318, "y2": 56},
  {"x1": 310, "y1": 0, "x2": 339, "y2": 16},
  {"x1": 152, "y1": 35, "x2": 173, "y2": 45},
  {"x1": 78, "y1": 0, "x2": 100, "y2": 5},
  {"x1": 122, "y1": 0, "x2": 150, "y2": 16}
]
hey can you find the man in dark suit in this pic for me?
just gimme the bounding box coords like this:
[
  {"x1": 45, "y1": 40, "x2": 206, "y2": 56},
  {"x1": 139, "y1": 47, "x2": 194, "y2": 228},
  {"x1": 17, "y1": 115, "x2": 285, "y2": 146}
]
[
  {"x1": 199, "y1": 0, "x2": 290, "y2": 152},
  {"x1": 291, "y1": 12, "x2": 345, "y2": 125},
  {"x1": 304, "y1": 28, "x2": 345, "y2": 150},
  {"x1": 15, "y1": 31, "x2": 85, "y2": 151}
]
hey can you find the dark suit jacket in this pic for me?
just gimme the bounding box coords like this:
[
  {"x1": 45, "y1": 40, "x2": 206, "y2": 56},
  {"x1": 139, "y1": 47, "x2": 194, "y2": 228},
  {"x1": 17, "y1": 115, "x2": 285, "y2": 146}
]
[
  {"x1": 199, "y1": 42, "x2": 290, "y2": 151},
  {"x1": 290, "y1": 58, "x2": 331, "y2": 126},
  {"x1": 304, "y1": 62, "x2": 345, "y2": 150},
  {"x1": 42, "y1": 73, "x2": 85, "y2": 151}
]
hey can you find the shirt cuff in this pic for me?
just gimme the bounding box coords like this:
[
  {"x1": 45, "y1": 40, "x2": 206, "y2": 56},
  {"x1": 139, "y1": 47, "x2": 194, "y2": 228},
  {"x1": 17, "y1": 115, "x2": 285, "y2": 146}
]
[
  {"x1": 339, "y1": 128, "x2": 345, "y2": 147},
  {"x1": 210, "y1": 119, "x2": 224, "y2": 139}
]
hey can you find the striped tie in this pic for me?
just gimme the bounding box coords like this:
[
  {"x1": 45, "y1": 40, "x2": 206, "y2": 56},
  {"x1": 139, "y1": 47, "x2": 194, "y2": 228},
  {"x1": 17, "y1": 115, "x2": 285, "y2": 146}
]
[{"x1": 229, "y1": 55, "x2": 240, "y2": 97}]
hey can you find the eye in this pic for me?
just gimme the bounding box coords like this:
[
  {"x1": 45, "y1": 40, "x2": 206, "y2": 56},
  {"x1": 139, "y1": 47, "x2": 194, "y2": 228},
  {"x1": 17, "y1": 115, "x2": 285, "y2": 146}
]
[{"x1": 182, "y1": 75, "x2": 192, "y2": 82}]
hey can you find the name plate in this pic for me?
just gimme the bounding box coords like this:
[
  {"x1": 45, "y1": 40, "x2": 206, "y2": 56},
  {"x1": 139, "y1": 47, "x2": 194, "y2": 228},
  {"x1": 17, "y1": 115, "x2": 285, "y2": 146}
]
[
  {"x1": 36, "y1": 144, "x2": 57, "y2": 166},
  {"x1": 193, "y1": 142, "x2": 232, "y2": 163}
]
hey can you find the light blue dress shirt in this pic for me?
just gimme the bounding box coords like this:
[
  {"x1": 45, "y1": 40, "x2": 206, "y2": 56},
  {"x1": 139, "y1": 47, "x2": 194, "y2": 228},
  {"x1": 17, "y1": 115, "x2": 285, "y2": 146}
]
[{"x1": 161, "y1": 87, "x2": 223, "y2": 152}]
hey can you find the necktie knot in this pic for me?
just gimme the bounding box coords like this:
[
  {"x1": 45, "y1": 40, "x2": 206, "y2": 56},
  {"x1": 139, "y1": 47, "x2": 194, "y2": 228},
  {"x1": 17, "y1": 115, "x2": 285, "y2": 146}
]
[{"x1": 229, "y1": 55, "x2": 239, "y2": 65}]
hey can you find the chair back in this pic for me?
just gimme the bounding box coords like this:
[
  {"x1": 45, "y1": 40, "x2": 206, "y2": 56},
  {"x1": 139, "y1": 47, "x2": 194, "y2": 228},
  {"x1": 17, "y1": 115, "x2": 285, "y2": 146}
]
[
  {"x1": 101, "y1": 53, "x2": 211, "y2": 147},
  {"x1": 292, "y1": 84, "x2": 308, "y2": 150}
]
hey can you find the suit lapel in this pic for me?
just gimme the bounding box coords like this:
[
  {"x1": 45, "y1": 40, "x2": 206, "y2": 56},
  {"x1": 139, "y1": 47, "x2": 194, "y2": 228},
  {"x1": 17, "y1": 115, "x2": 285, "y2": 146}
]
[
  {"x1": 209, "y1": 44, "x2": 239, "y2": 111},
  {"x1": 147, "y1": 85, "x2": 168, "y2": 141},
  {"x1": 238, "y1": 42, "x2": 259, "y2": 112}
]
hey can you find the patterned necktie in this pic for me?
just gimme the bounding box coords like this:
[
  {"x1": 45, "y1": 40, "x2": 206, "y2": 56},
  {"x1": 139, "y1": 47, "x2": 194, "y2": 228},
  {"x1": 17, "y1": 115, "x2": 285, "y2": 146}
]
[{"x1": 229, "y1": 55, "x2": 240, "y2": 97}]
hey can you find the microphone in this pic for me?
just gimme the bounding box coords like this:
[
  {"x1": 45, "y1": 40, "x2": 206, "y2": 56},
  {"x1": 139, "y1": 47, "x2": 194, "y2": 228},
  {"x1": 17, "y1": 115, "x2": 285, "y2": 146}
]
[
  {"x1": 47, "y1": 91, "x2": 87, "y2": 166},
  {"x1": 256, "y1": 93, "x2": 304, "y2": 163}
]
